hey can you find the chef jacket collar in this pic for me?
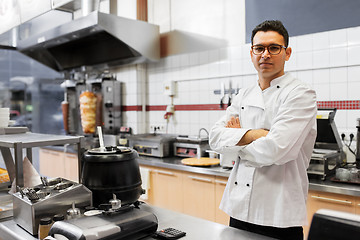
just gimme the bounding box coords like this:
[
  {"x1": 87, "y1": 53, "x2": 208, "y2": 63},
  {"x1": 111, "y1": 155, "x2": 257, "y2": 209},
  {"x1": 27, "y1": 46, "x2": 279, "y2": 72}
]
[{"x1": 269, "y1": 72, "x2": 291, "y2": 88}]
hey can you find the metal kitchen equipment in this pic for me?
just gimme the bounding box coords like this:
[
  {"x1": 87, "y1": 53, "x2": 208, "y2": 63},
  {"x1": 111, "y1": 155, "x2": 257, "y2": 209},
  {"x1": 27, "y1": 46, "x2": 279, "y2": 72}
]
[
  {"x1": 81, "y1": 146, "x2": 144, "y2": 207},
  {"x1": 64, "y1": 74, "x2": 122, "y2": 135},
  {"x1": 48, "y1": 204, "x2": 158, "y2": 240},
  {"x1": 128, "y1": 134, "x2": 177, "y2": 157},
  {"x1": 17, "y1": 11, "x2": 160, "y2": 72},
  {"x1": 174, "y1": 136, "x2": 209, "y2": 158},
  {"x1": 307, "y1": 109, "x2": 345, "y2": 180},
  {"x1": 12, "y1": 178, "x2": 92, "y2": 235}
]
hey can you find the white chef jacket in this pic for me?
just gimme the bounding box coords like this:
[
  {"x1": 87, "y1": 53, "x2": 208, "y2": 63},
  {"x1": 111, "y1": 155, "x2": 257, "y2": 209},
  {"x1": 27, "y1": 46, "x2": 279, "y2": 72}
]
[{"x1": 209, "y1": 72, "x2": 317, "y2": 228}]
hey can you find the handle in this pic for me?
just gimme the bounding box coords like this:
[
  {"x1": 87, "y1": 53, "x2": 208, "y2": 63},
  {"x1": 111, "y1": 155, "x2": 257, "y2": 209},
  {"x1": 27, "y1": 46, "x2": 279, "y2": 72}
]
[
  {"x1": 46, "y1": 150, "x2": 60, "y2": 156},
  {"x1": 311, "y1": 195, "x2": 352, "y2": 205},
  {"x1": 215, "y1": 180, "x2": 228, "y2": 185},
  {"x1": 134, "y1": 145, "x2": 158, "y2": 150},
  {"x1": 97, "y1": 126, "x2": 105, "y2": 150},
  {"x1": 65, "y1": 153, "x2": 77, "y2": 159},
  {"x1": 154, "y1": 170, "x2": 175, "y2": 176},
  {"x1": 188, "y1": 175, "x2": 212, "y2": 183}
]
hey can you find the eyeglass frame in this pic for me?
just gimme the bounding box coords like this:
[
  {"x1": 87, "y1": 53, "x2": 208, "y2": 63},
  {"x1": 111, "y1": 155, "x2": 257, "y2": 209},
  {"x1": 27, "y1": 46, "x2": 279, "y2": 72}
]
[{"x1": 251, "y1": 44, "x2": 287, "y2": 55}]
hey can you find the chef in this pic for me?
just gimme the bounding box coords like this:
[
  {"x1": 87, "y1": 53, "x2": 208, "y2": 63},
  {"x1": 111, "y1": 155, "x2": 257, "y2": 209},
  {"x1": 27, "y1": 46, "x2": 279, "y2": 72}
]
[{"x1": 209, "y1": 20, "x2": 317, "y2": 240}]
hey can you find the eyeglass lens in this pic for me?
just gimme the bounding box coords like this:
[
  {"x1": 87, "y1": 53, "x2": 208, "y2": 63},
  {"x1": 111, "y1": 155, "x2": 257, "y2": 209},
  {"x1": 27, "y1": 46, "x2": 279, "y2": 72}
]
[{"x1": 252, "y1": 45, "x2": 283, "y2": 55}]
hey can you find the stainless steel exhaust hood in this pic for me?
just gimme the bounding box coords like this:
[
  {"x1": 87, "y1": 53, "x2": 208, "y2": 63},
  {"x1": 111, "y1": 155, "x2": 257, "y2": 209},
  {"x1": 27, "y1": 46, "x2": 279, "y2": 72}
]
[{"x1": 17, "y1": 11, "x2": 160, "y2": 72}]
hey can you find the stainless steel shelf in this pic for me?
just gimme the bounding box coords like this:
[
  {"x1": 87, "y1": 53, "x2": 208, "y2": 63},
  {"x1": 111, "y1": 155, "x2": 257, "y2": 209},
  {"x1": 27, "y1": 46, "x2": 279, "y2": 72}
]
[{"x1": 0, "y1": 133, "x2": 83, "y2": 187}]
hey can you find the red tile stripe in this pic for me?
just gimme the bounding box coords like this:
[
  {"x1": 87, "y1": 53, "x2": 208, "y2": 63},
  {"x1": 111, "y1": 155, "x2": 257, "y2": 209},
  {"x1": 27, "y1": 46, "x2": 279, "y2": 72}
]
[
  {"x1": 121, "y1": 105, "x2": 143, "y2": 111},
  {"x1": 317, "y1": 100, "x2": 360, "y2": 110},
  {"x1": 122, "y1": 101, "x2": 360, "y2": 111}
]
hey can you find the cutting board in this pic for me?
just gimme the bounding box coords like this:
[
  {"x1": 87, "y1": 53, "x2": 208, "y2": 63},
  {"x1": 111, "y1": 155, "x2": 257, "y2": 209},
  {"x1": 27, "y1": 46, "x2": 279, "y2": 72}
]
[{"x1": 181, "y1": 157, "x2": 220, "y2": 166}]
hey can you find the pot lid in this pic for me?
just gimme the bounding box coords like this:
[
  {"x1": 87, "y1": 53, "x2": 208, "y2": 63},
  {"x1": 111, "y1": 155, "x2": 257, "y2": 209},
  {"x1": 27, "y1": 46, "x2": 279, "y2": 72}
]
[{"x1": 88, "y1": 146, "x2": 132, "y2": 154}]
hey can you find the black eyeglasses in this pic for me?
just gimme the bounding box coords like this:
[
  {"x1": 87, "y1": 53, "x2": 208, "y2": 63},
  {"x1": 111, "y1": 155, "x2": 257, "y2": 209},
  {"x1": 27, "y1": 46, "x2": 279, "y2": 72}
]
[{"x1": 251, "y1": 44, "x2": 287, "y2": 55}]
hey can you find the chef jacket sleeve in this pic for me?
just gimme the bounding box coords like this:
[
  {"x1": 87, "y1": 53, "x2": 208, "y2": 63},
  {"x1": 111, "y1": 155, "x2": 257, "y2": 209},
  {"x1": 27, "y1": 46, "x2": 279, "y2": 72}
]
[
  {"x1": 209, "y1": 91, "x2": 249, "y2": 154},
  {"x1": 239, "y1": 85, "x2": 317, "y2": 167}
]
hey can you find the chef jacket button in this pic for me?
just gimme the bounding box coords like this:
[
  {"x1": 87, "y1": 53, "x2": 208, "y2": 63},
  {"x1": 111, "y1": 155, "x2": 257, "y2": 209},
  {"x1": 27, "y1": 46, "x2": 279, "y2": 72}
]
[
  {"x1": 241, "y1": 107, "x2": 244, "y2": 109},
  {"x1": 277, "y1": 85, "x2": 280, "y2": 88},
  {"x1": 246, "y1": 183, "x2": 250, "y2": 187},
  {"x1": 235, "y1": 182, "x2": 238, "y2": 185}
]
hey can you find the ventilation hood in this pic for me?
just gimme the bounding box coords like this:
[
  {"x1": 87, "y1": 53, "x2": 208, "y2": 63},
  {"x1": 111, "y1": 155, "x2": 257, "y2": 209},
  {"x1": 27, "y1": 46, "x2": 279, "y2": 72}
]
[{"x1": 17, "y1": 11, "x2": 160, "y2": 72}]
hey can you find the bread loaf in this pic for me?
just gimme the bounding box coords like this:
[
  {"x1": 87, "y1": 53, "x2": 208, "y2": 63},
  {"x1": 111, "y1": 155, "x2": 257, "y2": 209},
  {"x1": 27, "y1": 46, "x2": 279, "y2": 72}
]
[{"x1": 79, "y1": 91, "x2": 97, "y2": 134}]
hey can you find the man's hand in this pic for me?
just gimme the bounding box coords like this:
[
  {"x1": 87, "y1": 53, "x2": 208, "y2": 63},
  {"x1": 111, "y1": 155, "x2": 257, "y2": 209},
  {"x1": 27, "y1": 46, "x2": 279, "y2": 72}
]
[
  {"x1": 237, "y1": 129, "x2": 269, "y2": 146},
  {"x1": 225, "y1": 116, "x2": 241, "y2": 128},
  {"x1": 225, "y1": 115, "x2": 269, "y2": 146}
]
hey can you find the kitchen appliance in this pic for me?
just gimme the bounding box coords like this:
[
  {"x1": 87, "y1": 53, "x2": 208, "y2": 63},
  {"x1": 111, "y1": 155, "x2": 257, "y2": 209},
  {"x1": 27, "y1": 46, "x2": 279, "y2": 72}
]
[
  {"x1": 17, "y1": 11, "x2": 160, "y2": 72},
  {"x1": 48, "y1": 204, "x2": 158, "y2": 240},
  {"x1": 12, "y1": 178, "x2": 92, "y2": 235},
  {"x1": 64, "y1": 74, "x2": 122, "y2": 135},
  {"x1": 174, "y1": 136, "x2": 209, "y2": 158},
  {"x1": 128, "y1": 134, "x2": 177, "y2": 157},
  {"x1": 308, "y1": 209, "x2": 360, "y2": 240},
  {"x1": 81, "y1": 146, "x2": 144, "y2": 207},
  {"x1": 307, "y1": 109, "x2": 345, "y2": 180}
]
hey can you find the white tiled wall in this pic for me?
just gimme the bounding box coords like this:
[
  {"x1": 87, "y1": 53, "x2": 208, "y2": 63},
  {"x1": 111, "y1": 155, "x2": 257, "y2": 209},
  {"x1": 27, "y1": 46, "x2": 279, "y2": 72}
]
[{"x1": 116, "y1": 25, "x2": 360, "y2": 147}]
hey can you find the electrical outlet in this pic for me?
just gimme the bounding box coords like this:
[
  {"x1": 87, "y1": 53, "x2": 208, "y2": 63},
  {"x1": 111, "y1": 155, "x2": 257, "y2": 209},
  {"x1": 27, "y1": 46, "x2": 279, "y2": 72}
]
[
  {"x1": 340, "y1": 131, "x2": 357, "y2": 141},
  {"x1": 150, "y1": 124, "x2": 165, "y2": 133}
]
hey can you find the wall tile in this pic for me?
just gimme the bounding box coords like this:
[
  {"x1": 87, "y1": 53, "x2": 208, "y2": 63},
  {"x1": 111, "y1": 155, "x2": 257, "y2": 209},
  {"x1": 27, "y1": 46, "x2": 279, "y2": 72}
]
[
  {"x1": 313, "y1": 83, "x2": 330, "y2": 101},
  {"x1": 334, "y1": 110, "x2": 347, "y2": 129},
  {"x1": 313, "y1": 69, "x2": 330, "y2": 84},
  {"x1": 230, "y1": 45, "x2": 242, "y2": 60},
  {"x1": 347, "y1": 82, "x2": 360, "y2": 100},
  {"x1": 241, "y1": 59, "x2": 255, "y2": 75},
  {"x1": 330, "y1": 82, "x2": 347, "y2": 101},
  {"x1": 330, "y1": 68, "x2": 347, "y2": 83},
  {"x1": 241, "y1": 44, "x2": 251, "y2": 59},
  {"x1": 312, "y1": 49, "x2": 330, "y2": 68},
  {"x1": 296, "y1": 34, "x2": 313, "y2": 52},
  {"x1": 289, "y1": 36, "x2": 297, "y2": 52},
  {"x1": 297, "y1": 71, "x2": 313, "y2": 86},
  {"x1": 348, "y1": 66, "x2": 360, "y2": 82},
  {"x1": 136, "y1": 25, "x2": 360, "y2": 135},
  {"x1": 329, "y1": 28, "x2": 347, "y2": 48},
  {"x1": 347, "y1": 110, "x2": 360, "y2": 129},
  {"x1": 347, "y1": 45, "x2": 360, "y2": 65},
  {"x1": 286, "y1": 51, "x2": 297, "y2": 71},
  {"x1": 313, "y1": 31, "x2": 330, "y2": 50},
  {"x1": 330, "y1": 47, "x2": 348, "y2": 67},
  {"x1": 297, "y1": 51, "x2": 313, "y2": 69},
  {"x1": 231, "y1": 59, "x2": 242, "y2": 75},
  {"x1": 347, "y1": 26, "x2": 360, "y2": 46}
]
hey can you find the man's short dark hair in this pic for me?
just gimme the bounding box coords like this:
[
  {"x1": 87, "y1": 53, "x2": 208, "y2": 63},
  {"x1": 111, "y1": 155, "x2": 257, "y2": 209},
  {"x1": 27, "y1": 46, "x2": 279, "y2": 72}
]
[{"x1": 251, "y1": 20, "x2": 289, "y2": 47}]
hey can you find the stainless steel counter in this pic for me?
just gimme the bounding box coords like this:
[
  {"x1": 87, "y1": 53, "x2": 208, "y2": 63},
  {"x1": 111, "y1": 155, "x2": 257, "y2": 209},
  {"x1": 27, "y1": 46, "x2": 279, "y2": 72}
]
[
  {"x1": 138, "y1": 156, "x2": 360, "y2": 197},
  {"x1": 0, "y1": 204, "x2": 274, "y2": 240}
]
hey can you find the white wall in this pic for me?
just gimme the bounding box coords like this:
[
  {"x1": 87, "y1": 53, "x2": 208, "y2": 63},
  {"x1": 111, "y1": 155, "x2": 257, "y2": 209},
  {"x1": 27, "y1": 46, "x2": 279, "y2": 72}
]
[{"x1": 113, "y1": 1, "x2": 360, "y2": 159}]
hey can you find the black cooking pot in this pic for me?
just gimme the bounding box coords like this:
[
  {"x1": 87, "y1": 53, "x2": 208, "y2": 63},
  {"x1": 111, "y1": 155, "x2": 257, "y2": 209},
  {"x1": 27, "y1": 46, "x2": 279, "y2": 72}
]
[{"x1": 81, "y1": 146, "x2": 143, "y2": 207}]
